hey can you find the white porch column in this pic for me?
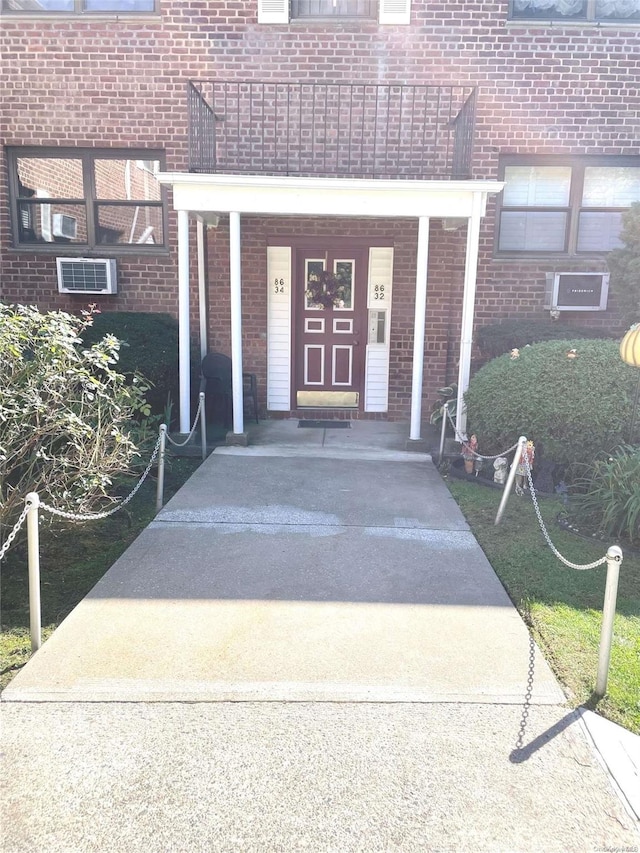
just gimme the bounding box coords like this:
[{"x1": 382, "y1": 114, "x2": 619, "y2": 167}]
[
  {"x1": 455, "y1": 192, "x2": 483, "y2": 437},
  {"x1": 196, "y1": 217, "x2": 208, "y2": 361},
  {"x1": 177, "y1": 209, "x2": 191, "y2": 434},
  {"x1": 229, "y1": 211, "x2": 244, "y2": 435},
  {"x1": 409, "y1": 216, "x2": 430, "y2": 441}
]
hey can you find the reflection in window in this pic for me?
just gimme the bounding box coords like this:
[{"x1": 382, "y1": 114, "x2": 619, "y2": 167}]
[
  {"x1": 96, "y1": 204, "x2": 163, "y2": 245},
  {"x1": 94, "y1": 159, "x2": 162, "y2": 201},
  {"x1": 17, "y1": 158, "x2": 84, "y2": 198},
  {"x1": 333, "y1": 260, "x2": 354, "y2": 310},
  {"x1": 9, "y1": 148, "x2": 165, "y2": 251},
  {"x1": 305, "y1": 259, "x2": 326, "y2": 309}
]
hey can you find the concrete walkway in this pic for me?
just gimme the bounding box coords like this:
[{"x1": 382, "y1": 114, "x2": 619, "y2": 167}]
[{"x1": 2, "y1": 420, "x2": 639, "y2": 852}]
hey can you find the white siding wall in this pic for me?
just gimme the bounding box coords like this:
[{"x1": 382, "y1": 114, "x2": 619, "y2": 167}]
[
  {"x1": 364, "y1": 247, "x2": 394, "y2": 413},
  {"x1": 267, "y1": 246, "x2": 292, "y2": 411}
]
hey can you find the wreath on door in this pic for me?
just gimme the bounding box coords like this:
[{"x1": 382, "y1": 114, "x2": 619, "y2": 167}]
[{"x1": 306, "y1": 270, "x2": 348, "y2": 309}]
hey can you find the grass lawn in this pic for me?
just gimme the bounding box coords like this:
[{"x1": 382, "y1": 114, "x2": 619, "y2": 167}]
[
  {"x1": 0, "y1": 454, "x2": 202, "y2": 692},
  {"x1": 446, "y1": 477, "x2": 640, "y2": 734}
]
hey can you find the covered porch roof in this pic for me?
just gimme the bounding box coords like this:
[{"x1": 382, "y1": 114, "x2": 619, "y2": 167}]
[
  {"x1": 160, "y1": 172, "x2": 503, "y2": 219},
  {"x1": 157, "y1": 171, "x2": 503, "y2": 441}
]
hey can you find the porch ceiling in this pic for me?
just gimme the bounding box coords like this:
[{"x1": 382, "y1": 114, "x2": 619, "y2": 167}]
[{"x1": 157, "y1": 173, "x2": 504, "y2": 219}]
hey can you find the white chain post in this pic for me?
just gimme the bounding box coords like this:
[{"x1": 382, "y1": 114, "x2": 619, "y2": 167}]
[
  {"x1": 199, "y1": 391, "x2": 207, "y2": 461},
  {"x1": 495, "y1": 436, "x2": 527, "y2": 525},
  {"x1": 156, "y1": 424, "x2": 167, "y2": 513},
  {"x1": 595, "y1": 545, "x2": 623, "y2": 698},
  {"x1": 438, "y1": 401, "x2": 448, "y2": 465},
  {"x1": 25, "y1": 492, "x2": 42, "y2": 652}
]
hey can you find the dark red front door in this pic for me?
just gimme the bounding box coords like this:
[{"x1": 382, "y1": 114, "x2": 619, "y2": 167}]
[{"x1": 294, "y1": 246, "x2": 368, "y2": 409}]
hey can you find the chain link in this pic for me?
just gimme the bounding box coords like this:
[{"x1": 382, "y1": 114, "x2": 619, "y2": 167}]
[
  {"x1": 445, "y1": 408, "x2": 520, "y2": 461},
  {"x1": 165, "y1": 395, "x2": 204, "y2": 448},
  {"x1": 0, "y1": 504, "x2": 29, "y2": 561},
  {"x1": 521, "y1": 452, "x2": 607, "y2": 571},
  {"x1": 40, "y1": 434, "x2": 162, "y2": 523}
]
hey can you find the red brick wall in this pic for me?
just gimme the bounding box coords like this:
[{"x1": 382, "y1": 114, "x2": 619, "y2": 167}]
[{"x1": 2, "y1": 2, "x2": 638, "y2": 415}]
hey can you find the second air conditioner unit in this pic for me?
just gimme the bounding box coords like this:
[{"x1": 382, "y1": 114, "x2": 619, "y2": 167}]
[{"x1": 544, "y1": 272, "x2": 609, "y2": 312}]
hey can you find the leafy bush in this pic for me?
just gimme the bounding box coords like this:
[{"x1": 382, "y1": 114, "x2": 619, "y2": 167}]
[
  {"x1": 81, "y1": 311, "x2": 179, "y2": 415},
  {"x1": 464, "y1": 339, "x2": 639, "y2": 470},
  {"x1": 0, "y1": 304, "x2": 145, "y2": 524},
  {"x1": 570, "y1": 445, "x2": 640, "y2": 545},
  {"x1": 476, "y1": 319, "x2": 612, "y2": 359},
  {"x1": 607, "y1": 202, "x2": 640, "y2": 323}
]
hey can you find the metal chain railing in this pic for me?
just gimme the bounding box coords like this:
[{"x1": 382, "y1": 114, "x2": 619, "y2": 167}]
[
  {"x1": 0, "y1": 504, "x2": 29, "y2": 562},
  {"x1": 39, "y1": 433, "x2": 162, "y2": 523},
  {"x1": 165, "y1": 394, "x2": 204, "y2": 448},
  {"x1": 445, "y1": 406, "x2": 519, "y2": 461},
  {"x1": 521, "y1": 451, "x2": 607, "y2": 571}
]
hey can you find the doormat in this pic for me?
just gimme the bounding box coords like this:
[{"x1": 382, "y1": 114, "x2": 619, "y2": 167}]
[{"x1": 298, "y1": 420, "x2": 351, "y2": 429}]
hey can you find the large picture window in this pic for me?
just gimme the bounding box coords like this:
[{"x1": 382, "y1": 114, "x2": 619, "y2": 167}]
[
  {"x1": 8, "y1": 148, "x2": 167, "y2": 253},
  {"x1": 496, "y1": 156, "x2": 640, "y2": 256},
  {"x1": 509, "y1": 0, "x2": 640, "y2": 22}
]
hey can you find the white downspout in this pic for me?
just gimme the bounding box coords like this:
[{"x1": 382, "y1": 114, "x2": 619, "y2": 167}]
[
  {"x1": 409, "y1": 216, "x2": 430, "y2": 441},
  {"x1": 196, "y1": 217, "x2": 208, "y2": 361},
  {"x1": 177, "y1": 209, "x2": 191, "y2": 434},
  {"x1": 229, "y1": 211, "x2": 244, "y2": 435},
  {"x1": 455, "y1": 192, "x2": 483, "y2": 438}
]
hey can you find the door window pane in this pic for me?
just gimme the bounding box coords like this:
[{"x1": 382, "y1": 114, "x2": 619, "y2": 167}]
[
  {"x1": 582, "y1": 167, "x2": 640, "y2": 207},
  {"x1": 96, "y1": 204, "x2": 163, "y2": 245},
  {"x1": 333, "y1": 260, "x2": 354, "y2": 310},
  {"x1": 16, "y1": 158, "x2": 84, "y2": 199},
  {"x1": 498, "y1": 211, "x2": 568, "y2": 252},
  {"x1": 94, "y1": 159, "x2": 162, "y2": 201},
  {"x1": 503, "y1": 166, "x2": 572, "y2": 207},
  {"x1": 305, "y1": 259, "x2": 327, "y2": 310}
]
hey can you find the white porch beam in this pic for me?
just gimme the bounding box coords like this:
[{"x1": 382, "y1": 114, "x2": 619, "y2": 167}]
[
  {"x1": 455, "y1": 193, "x2": 484, "y2": 437},
  {"x1": 196, "y1": 217, "x2": 208, "y2": 362},
  {"x1": 177, "y1": 209, "x2": 191, "y2": 434},
  {"x1": 158, "y1": 173, "x2": 504, "y2": 221},
  {"x1": 229, "y1": 211, "x2": 245, "y2": 435},
  {"x1": 409, "y1": 216, "x2": 430, "y2": 441}
]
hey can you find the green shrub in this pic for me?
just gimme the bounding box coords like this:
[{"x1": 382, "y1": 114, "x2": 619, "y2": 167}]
[
  {"x1": 476, "y1": 319, "x2": 613, "y2": 359},
  {"x1": 81, "y1": 311, "x2": 179, "y2": 415},
  {"x1": 464, "y1": 339, "x2": 639, "y2": 470},
  {"x1": 607, "y1": 202, "x2": 640, "y2": 323},
  {"x1": 570, "y1": 445, "x2": 640, "y2": 545},
  {"x1": 0, "y1": 304, "x2": 144, "y2": 523}
]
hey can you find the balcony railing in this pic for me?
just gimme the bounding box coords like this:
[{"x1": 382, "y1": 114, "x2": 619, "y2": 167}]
[{"x1": 188, "y1": 81, "x2": 477, "y2": 180}]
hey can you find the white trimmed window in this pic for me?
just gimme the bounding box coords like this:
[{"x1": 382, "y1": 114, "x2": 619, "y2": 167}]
[
  {"x1": 258, "y1": 0, "x2": 410, "y2": 24},
  {"x1": 496, "y1": 157, "x2": 640, "y2": 255}
]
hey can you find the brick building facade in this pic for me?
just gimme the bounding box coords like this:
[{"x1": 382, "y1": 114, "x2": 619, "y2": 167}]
[{"x1": 2, "y1": 1, "x2": 639, "y2": 430}]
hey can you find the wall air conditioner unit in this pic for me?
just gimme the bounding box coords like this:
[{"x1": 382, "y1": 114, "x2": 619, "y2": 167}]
[
  {"x1": 56, "y1": 258, "x2": 118, "y2": 295},
  {"x1": 544, "y1": 272, "x2": 609, "y2": 312},
  {"x1": 52, "y1": 213, "x2": 77, "y2": 239}
]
